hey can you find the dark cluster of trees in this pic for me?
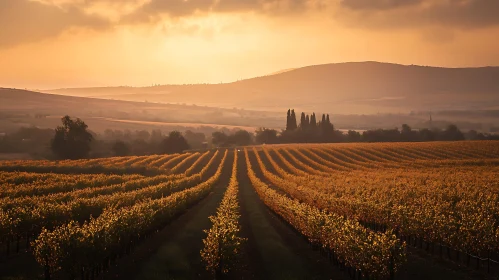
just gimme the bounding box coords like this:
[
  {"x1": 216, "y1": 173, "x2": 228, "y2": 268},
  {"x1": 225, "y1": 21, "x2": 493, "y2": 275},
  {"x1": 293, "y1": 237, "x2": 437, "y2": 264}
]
[
  {"x1": 1, "y1": 116, "x2": 254, "y2": 160},
  {"x1": 99, "y1": 128, "x2": 203, "y2": 157},
  {"x1": 108, "y1": 131, "x2": 190, "y2": 157},
  {"x1": 0, "y1": 116, "x2": 194, "y2": 160},
  {"x1": 343, "y1": 124, "x2": 499, "y2": 142},
  {"x1": 211, "y1": 130, "x2": 253, "y2": 147},
  {"x1": 0, "y1": 127, "x2": 54, "y2": 157},
  {"x1": 58, "y1": 117, "x2": 194, "y2": 159},
  {"x1": 254, "y1": 109, "x2": 339, "y2": 144},
  {"x1": 254, "y1": 109, "x2": 499, "y2": 144},
  {"x1": 283, "y1": 109, "x2": 337, "y2": 143}
]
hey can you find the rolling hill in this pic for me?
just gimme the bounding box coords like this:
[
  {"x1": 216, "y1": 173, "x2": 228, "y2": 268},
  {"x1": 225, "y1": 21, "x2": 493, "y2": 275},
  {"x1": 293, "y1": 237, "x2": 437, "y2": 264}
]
[
  {"x1": 0, "y1": 88, "x2": 282, "y2": 133},
  {"x1": 45, "y1": 62, "x2": 499, "y2": 114}
]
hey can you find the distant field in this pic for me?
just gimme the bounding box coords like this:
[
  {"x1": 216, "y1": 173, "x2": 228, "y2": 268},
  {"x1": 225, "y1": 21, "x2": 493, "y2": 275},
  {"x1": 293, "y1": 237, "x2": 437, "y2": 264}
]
[
  {"x1": 77, "y1": 116, "x2": 258, "y2": 131},
  {"x1": 2, "y1": 115, "x2": 259, "y2": 135},
  {"x1": 1, "y1": 141, "x2": 498, "y2": 280}
]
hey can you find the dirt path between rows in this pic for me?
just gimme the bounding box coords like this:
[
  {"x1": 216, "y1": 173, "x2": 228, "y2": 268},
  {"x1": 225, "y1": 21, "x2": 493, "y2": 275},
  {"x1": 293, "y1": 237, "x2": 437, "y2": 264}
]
[
  {"x1": 237, "y1": 151, "x2": 349, "y2": 280},
  {"x1": 105, "y1": 151, "x2": 233, "y2": 280}
]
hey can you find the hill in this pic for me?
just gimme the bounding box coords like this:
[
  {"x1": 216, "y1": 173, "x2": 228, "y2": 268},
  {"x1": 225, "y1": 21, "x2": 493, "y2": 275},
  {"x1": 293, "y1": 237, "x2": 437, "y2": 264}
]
[
  {"x1": 0, "y1": 88, "x2": 282, "y2": 133},
  {"x1": 45, "y1": 62, "x2": 499, "y2": 114}
]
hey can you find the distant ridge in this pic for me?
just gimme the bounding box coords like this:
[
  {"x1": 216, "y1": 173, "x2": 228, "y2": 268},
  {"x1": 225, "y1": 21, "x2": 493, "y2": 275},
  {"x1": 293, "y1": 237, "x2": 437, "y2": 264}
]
[
  {"x1": 266, "y1": 68, "x2": 297, "y2": 76},
  {"x1": 44, "y1": 62, "x2": 499, "y2": 113}
]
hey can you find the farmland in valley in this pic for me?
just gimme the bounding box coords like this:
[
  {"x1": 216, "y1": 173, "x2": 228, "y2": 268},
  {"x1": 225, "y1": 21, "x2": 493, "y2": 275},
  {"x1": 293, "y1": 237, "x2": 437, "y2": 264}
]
[{"x1": 1, "y1": 141, "x2": 498, "y2": 279}]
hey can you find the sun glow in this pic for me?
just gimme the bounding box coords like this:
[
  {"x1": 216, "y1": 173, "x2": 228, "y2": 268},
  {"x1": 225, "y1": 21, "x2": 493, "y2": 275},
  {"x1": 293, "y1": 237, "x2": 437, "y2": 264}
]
[{"x1": 1, "y1": 0, "x2": 498, "y2": 89}]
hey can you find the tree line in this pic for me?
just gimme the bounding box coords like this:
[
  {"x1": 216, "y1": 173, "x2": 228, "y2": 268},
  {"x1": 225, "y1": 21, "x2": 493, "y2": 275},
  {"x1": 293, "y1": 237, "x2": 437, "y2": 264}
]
[
  {"x1": 0, "y1": 116, "x2": 255, "y2": 160},
  {"x1": 1, "y1": 112, "x2": 497, "y2": 160},
  {"x1": 0, "y1": 116, "x2": 193, "y2": 160},
  {"x1": 254, "y1": 109, "x2": 499, "y2": 144},
  {"x1": 51, "y1": 116, "x2": 191, "y2": 159}
]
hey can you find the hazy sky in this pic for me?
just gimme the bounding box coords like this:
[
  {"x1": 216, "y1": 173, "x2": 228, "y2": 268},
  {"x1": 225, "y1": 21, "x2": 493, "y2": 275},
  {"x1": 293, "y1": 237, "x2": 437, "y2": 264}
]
[{"x1": 1, "y1": 0, "x2": 498, "y2": 89}]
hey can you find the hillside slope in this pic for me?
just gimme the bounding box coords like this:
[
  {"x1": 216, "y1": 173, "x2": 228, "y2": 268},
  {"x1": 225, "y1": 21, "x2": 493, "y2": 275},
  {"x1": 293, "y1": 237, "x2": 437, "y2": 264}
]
[
  {"x1": 46, "y1": 62, "x2": 499, "y2": 113},
  {"x1": 0, "y1": 88, "x2": 283, "y2": 132}
]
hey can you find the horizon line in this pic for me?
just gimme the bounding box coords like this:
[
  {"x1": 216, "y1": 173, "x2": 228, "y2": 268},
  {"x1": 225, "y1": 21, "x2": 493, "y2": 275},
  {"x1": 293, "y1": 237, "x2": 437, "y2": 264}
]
[{"x1": 24, "y1": 60, "x2": 499, "y2": 91}]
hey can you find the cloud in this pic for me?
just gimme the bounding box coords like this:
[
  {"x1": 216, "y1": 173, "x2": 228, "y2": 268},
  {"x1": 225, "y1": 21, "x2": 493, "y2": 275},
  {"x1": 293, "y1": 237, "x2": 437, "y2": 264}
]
[
  {"x1": 123, "y1": 0, "x2": 308, "y2": 23},
  {"x1": 1, "y1": 0, "x2": 497, "y2": 49},
  {"x1": 0, "y1": 0, "x2": 311, "y2": 48},
  {"x1": 340, "y1": 0, "x2": 421, "y2": 11},
  {"x1": 116, "y1": 0, "x2": 499, "y2": 30},
  {"x1": 338, "y1": 0, "x2": 499, "y2": 29},
  {"x1": 0, "y1": 0, "x2": 110, "y2": 48}
]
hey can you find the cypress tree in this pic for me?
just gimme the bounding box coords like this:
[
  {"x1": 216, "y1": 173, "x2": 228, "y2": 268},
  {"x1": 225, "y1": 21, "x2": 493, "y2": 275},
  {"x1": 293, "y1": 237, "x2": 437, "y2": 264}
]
[
  {"x1": 286, "y1": 109, "x2": 291, "y2": 131},
  {"x1": 300, "y1": 112, "x2": 306, "y2": 129},
  {"x1": 290, "y1": 109, "x2": 298, "y2": 130},
  {"x1": 305, "y1": 115, "x2": 310, "y2": 127},
  {"x1": 320, "y1": 114, "x2": 328, "y2": 137},
  {"x1": 310, "y1": 113, "x2": 317, "y2": 127},
  {"x1": 320, "y1": 114, "x2": 326, "y2": 129},
  {"x1": 327, "y1": 114, "x2": 334, "y2": 130},
  {"x1": 323, "y1": 113, "x2": 335, "y2": 142}
]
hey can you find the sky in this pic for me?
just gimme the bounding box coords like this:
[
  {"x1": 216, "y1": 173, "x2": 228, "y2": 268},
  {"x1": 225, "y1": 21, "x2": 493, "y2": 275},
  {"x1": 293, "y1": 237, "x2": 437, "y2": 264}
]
[{"x1": 1, "y1": 0, "x2": 499, "y2": 89}]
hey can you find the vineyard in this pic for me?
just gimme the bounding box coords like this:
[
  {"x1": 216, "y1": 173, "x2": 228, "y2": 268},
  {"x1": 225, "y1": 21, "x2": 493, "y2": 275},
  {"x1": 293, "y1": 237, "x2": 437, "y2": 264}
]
[{"x1": 1, "y1": 141, "x2": 499, "y2": 280}]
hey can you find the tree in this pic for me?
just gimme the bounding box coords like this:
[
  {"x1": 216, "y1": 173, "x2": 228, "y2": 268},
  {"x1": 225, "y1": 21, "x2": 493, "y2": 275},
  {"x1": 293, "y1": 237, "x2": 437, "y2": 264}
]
[
  {"x1": 286, "y1": 109, "x2": 291, "y2": 131},
  {"x1": 347, "y1": 130, "x2": 361, "y2": 142},
  {"x1": 290, "y1": 109, "x2": 298, "y2": 130},
  {"x1": 320, "y1": 114, "x2": 335, "y2": 142},
  {"x1": 161, "y1": 131, "x2": 190, "y2": 154},
  {"x1": 310, "y1": 113, "x2": 317, "y2": 127},
  {"x1": 212, "y1": 131, "x2": 229, "y2": 147},
  {"x1": 465, "y1": 130, "x2": 486, "y2": 141},
  {"x1": 51, "y1": 116, "x2": 93, "y2": 159},
  {"x1": 419, "y1": 128, "x2": 436, "y2": 142},
  {"x1": 184, "y1": 130, "x2": 206, "y2": 149},
  {"x1": 112, "y1": 140, "x2": 130, "y2": 156},
  {"x1": 255, "y1": 128, "x2": 278, "y2": 144},
  {"x1": 232, "y1": 130, "x2": 253, "y2": 146},
  {"x1": 131, "y1": 139, "x2": 150, "y2": 155},
  {"x1": 400, "y1": 124, "x2": 416, "y2": 142},
  {"x1": 286, "y1": 109, "x2": 298, "y2": 131},
  {"x1": 300, "y1": 112, "x2": 307, "y2": 129},
  {"x1": 1, "y1": 127, "x2": 54, "y2": 158},
  {"x1": 441, "y1": 124, "x2": 464, "y2": 141}
]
